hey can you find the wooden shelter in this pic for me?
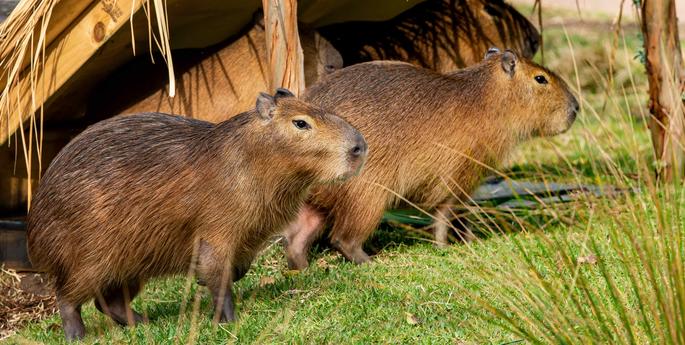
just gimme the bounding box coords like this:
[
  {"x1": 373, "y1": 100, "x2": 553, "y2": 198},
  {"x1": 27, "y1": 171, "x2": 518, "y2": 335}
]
[{"x1": 0, "y1": 0, "x2": 424, "y2": 213}]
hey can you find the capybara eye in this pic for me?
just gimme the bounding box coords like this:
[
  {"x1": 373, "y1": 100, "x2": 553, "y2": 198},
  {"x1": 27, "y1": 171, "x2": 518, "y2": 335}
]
[
  {"x1": 325, "y1": 64, "x2": 336, "y2": 73},
  {"x1": 293, "y1": 119, "x2": 311, "y2": 130},
  {"x1": 535, "y1": 75, "x2": 548, "y2": 84}
]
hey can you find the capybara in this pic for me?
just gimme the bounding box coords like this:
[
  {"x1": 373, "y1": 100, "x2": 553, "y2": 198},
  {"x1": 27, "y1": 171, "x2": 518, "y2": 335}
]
[
  {"x1": 319, "y1": 0, "x2": 540, "y2": 71},
  {"x1": 88, "y1": 15, "x2": 343, "y2": 122},
  {"x1": 27, "y1": 89, "x2": 367, "y2": 341},
  {"x1": 284, "y1": 48, "x2": 578, "y2": 269}
]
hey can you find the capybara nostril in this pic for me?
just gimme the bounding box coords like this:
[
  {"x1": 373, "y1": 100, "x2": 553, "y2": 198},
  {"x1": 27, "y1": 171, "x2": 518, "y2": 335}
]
[{"x1": 349, "y1": 134, "x2": 368, "y2": 159}]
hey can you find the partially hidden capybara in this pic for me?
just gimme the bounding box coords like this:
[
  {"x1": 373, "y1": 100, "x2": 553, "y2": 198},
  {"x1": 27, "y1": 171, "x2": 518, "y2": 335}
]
[
  {"x1": 319, "y1": 0, "x2": 540, "y2": 71},
  {"x1": 283, "y1": 49, "x2": 578, "y2": 269},
  {"x1": 27, "y1": 89, "x2": 367, "y2": 341},
  {"x1": 87, "y1": 14, "x2": 343, "y2": 122}
]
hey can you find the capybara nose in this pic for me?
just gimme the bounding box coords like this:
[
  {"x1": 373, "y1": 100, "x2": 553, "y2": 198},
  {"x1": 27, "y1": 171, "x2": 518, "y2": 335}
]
[{"x1": 349, "y1": 134, "x2": 368, "y2": 160}]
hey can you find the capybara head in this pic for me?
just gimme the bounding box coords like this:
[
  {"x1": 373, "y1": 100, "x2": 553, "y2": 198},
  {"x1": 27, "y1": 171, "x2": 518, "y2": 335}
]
[
  {"x1": 484, "y1": 48, "x2": 578, "y2": 137},
  {"x1": 255, "y1": 89, "x2": 367, "y2": 182},
  {"x1": 301, "y1": 28, "x2": 344, "y2": 85},
  {"x1": 464, "y1": 0, "x2": 540, "y2": 60}
]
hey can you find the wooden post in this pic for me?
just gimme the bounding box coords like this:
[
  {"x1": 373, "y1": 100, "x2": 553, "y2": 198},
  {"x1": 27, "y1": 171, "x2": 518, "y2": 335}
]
[
  {"x1": 641, "y1": 0, "x2": 685, "y2": 182},
  {"x1": 261, "y1": 0, "x2": 305, "y2": 96}
]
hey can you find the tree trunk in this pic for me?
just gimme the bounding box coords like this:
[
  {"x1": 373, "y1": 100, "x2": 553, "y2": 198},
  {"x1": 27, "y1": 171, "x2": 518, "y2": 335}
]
[
  {"x1": 261, "y1": 0, "x2": 305, "y2": 96},
  {"x1": 641, "y1": 0, "x2": 685, "y2": 182}
]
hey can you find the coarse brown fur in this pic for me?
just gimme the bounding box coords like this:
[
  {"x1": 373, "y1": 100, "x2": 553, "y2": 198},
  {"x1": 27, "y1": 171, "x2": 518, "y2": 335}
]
[
  {"x1": 88, "y1": 15, "x2": 343, "y2": 122},
  {"x1": 284, "y1": 49, "x2": 578, "y2": 268},
  {"x1": 26, "y1": 91, "x2": 367, "y2": 341},
  {"x1": 319, "y1": 0, "x2": 540, "y2": 72}
]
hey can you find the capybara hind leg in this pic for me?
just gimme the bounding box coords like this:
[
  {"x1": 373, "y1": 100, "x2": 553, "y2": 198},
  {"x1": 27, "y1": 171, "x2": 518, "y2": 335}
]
[
  {"x1": 284, "y1": 204, "x2": 325, "y2": 270},
  {"x1": 95, "y1": 281, "x2": 146, "y2": 326},
  {"x1": 329, "y1": 196, "x2": 386, "y2": 264},
  {"x1": 56, "y1": 294, "x2": 85, "y2": 341},
  {"x1": 433, "y1": 203, "x2": 452, "y2": 247}
]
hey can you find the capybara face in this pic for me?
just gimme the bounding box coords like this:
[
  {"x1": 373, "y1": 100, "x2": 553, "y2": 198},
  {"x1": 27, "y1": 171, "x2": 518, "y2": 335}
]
[
  {"x1": 467, "y1": 0, "x2": 540, "y2": 59},
  {"x1": 256, "y1": 89, "x2": 367, "y2": 182},
  {"x1": 486, "y1": 48, "x2": 578, "y2": 137},
  {"x1": 302, "y1": 30, "x2": 344, "y2": 85}
]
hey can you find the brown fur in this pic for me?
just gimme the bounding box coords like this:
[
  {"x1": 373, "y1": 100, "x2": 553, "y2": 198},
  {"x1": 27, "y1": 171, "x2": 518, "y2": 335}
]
[
  {"x1": 319, "y1": 0, "x2": 540, "y2": 72},
  {"x1": 26, "y1": 91, "x2": 367, "y2": 340},
  {"x1": 88, "y1": 16, "x2": 343, "y2": 121},
  {"x1": 285, "y1": 50, "x2": 578, "y2": 268}
]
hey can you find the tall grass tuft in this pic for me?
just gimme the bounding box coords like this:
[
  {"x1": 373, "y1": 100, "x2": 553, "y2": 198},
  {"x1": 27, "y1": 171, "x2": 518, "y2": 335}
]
[{"x1": 464, "y1": 7, "x2": 685, "y2": 344}]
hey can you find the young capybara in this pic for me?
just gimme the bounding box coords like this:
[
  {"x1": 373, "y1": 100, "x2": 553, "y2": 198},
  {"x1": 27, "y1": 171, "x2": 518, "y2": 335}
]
[
  {"x1": 319, "y1": 0, "x2": 540, "y2": 71},
  {"x1": 284, "y1": 48, "x2": 578, "y2": 269},
  {"x1": 88, "y1": 15, "x2": 343, "y2": 122},
  {"x1": 26, "y1": 89, "x2": 367, "y2": 341}
]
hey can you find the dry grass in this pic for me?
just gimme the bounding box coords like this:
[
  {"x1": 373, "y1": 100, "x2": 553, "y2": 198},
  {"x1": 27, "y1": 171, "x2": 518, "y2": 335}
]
[{"x1": 0, "y1": 268, "x2": 55, "y2": 341}]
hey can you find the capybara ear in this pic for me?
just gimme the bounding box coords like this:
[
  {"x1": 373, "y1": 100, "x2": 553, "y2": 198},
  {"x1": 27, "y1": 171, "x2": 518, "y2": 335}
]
[
  {"x1": 274, "y1": 88, "x2": 296, "y2": 99},
  {"x1": 484, "y1": 47, "x2": 500, "y2": 59},
  {"x1": 256, "y1": 92, "x2": 276, "y2": 120},
  {"x1": 501, "y1": 49, "x2": 517, "y2": 77}
]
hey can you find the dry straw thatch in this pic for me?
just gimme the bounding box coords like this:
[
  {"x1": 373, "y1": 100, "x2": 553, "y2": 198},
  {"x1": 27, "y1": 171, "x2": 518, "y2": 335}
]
[{"x1": 0, "y1": 0, "x2": 176, "y2": 206}]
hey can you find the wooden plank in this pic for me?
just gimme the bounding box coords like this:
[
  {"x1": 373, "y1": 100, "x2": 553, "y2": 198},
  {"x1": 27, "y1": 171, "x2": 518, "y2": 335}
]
[
  {"x1": 0, "y1": 0, "x2": 146, "y2": 143},
  {"x1": 261, "y1": 0, "x2": 305, "y2": 95}
]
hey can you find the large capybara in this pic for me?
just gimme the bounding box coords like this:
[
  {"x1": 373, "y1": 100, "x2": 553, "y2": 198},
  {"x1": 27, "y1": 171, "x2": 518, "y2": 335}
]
[
  {"x1": 319, "y1": 0, "x2": 540, "y2": 72},
  {"x1": 284, "y1": 49, "x2": 578, "y2": 269},
  {"x1": 27, "y1": 89, "x2": 367, "y2": 341},
  {"x1": 88, "y1": 14, "x2": 343, "y2": 122}
]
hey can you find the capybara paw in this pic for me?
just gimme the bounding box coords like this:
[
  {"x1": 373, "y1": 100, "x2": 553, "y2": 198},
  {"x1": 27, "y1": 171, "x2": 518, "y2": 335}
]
[
  {"x1": 63, "y1": 324, "x2": 85, "y2": 342},
  {"x1": 350, "y1": 251, "x2": 371, "y2": 264},
  {"x1": 332, "y1": 240, "x2": 371, "y2": 264},
  {"x1": 219, "y1": 312, "x2": 236, "y2": 323},
  {"x1": 286, "y1": 250, "x2": 309, "y2": 271}
]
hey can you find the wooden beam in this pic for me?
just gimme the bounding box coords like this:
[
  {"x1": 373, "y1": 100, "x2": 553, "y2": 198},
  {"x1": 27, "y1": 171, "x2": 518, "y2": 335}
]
[
  {"x1": 0, "y1": 0, "x2": 145, "y2": 143},
  {"x1": 261, "y1": 0, "x2": 305, "y2": 95},
  {"x1": 641, "y1": 0, "x2": 685, "y2": 182}
]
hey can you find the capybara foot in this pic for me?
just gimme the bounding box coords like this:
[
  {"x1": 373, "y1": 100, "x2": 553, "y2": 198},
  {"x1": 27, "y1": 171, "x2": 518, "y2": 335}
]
[
  {"x1": 286, "y1": 247, "x2": 310, "y2": 271},
  {"x1": 95, "y1": 298, "x2": 147, "y2": 326},
  {"x1": 57, "y1": 298, "x2": 85, "y2": 341},
  {"x1": 213, "y1": 291, "x2": 236, "y2": 323},
  {"x1": 331, "y1": 239, "x2": 371, "y2": 264},
  {"x1": 95, "y1": 282, "x2": 145, "y2": 326}
]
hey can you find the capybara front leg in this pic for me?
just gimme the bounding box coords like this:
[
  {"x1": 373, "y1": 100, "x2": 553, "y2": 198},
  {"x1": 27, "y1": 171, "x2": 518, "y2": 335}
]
[
  {"x1": 284, "y1": 204, "x2": 326, "y2": 270},
  {"x1": 198, "y1": 240, "x2": 236, "y2": 322},
  {"x1": 209, "y1": 283, "x2": 235, "y2": 323},
  {"x1": 94, "y1": 281, "x2": 147, "y2": 326},
  {"x1": 56, "y1": 293, "x2": 85, "y2": 341}
]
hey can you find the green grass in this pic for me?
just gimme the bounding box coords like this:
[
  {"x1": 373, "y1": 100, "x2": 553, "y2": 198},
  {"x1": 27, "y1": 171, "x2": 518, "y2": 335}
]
[{"x1": 10, "y1": 4, "x2": 685, "y2": 345}]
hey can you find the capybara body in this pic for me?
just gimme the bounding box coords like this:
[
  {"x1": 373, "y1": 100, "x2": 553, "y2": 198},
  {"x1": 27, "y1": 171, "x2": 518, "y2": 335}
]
[
  {"x1": 319, "y1": 0, "x2": 540, "y2": 72},
  {"x1": 27, "y1": 90, "x2": 367, "y2": 340},
  {"x1": 88, "y1": 16, "x2": 343, "y2": 121},
  {"x1": 284, "y1": 49, "x2": 578, "y2": 268}
]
